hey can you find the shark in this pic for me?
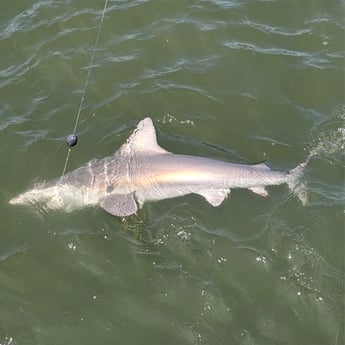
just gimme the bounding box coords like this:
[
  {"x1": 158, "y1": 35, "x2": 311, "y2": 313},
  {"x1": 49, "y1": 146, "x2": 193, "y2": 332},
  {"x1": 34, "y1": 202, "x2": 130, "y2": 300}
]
[{"x1": 9, "y1": 117, "x2": 309, "y2": 217}]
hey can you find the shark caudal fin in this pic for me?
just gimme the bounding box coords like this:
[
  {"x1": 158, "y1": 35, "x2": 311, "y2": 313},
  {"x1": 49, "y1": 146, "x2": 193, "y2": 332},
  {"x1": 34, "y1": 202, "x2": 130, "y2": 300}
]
[{"x1": 287, "y1": 151, "x2": 316, "y2": 205}]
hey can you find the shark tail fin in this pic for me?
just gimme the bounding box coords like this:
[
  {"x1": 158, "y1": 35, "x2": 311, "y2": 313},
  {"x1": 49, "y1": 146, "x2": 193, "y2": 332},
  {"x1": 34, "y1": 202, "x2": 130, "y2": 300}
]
[{"x1": 287, "y1": 151, "x2": 315, "y2": 205}]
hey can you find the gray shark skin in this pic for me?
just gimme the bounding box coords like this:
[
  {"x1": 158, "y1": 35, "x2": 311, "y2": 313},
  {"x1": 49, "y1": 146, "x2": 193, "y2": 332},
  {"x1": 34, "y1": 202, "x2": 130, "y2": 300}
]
[{"x1": 9, "y1": 117, "x2": 308, "y2": 217}]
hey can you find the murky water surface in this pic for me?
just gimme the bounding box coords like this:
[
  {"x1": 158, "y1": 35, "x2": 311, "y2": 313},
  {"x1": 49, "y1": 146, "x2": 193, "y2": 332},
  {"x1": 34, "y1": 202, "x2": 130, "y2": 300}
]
[{"x1": 1, "y1": 1, "x2": 344, "y2": 344}]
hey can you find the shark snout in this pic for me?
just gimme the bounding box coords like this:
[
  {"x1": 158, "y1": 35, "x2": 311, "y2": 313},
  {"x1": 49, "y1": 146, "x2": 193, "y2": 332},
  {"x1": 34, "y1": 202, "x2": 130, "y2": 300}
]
[
  {"x1": 9, "y1": 185, "x2": 48, "y2": 206},
  {"x1": 9, "y1": 196, "x2": 18, "y2": 205},
  {"x1": 9, "y1": 193, "x2": 29, "y2": 205}
]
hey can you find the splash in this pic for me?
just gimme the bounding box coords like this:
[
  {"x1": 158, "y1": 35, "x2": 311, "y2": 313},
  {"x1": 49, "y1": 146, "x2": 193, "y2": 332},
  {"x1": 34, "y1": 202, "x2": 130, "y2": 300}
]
[
  {"x1": 311, "y1": 104, "x2": 345, "y2": 160},
  {"x1": 159, "y1": 113, "x2": 196, "y2": 126},
  {"x1": 0, "y1": 337, "x2": 15, "y2": 345}
]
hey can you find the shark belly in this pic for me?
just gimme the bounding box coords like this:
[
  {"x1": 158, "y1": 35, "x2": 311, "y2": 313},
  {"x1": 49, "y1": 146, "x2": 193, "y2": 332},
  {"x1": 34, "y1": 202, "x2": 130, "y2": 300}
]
[{"x1": 131, "y1": 154, "x2": 238, "y2": 206}]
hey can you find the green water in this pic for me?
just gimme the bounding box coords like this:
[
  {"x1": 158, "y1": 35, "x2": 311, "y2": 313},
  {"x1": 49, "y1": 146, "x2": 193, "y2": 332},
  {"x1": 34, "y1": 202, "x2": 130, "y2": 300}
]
[{"x1": 1, "y1": 1, "x2": 344, "y2": 344}]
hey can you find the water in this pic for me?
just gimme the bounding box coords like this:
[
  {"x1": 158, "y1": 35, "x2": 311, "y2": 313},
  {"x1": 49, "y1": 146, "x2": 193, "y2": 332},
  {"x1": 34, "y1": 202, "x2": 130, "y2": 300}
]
[{"x1": 1, "y1": 0, "x2": 344, "y2": 344}]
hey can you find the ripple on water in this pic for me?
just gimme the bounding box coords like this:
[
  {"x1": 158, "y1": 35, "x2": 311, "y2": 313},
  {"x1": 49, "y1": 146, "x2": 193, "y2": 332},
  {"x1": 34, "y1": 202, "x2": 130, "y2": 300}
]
[{"x1": 1, "y1": 1, "x2": 344, "y2": 344}]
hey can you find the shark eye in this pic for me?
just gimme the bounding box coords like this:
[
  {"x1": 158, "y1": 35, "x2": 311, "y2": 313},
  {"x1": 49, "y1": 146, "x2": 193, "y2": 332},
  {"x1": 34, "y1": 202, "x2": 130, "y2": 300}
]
[{"x1": 106, "y1": 186, "x2": 113, "y2": 194}]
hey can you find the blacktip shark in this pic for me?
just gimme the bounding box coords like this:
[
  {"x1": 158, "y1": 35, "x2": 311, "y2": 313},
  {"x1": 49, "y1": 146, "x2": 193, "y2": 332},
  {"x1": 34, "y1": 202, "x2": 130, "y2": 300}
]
[{"x1": 9, "y1": 117, "x2": 310, "y2": 217}]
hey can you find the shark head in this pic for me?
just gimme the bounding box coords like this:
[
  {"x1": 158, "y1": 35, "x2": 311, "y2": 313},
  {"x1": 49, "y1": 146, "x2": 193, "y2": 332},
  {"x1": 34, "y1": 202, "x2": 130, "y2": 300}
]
[
  {"x1": 9, "y1": 182, "x2": 62, "y2": 211},
  {"x1": 10, "y1": 183, "x2": 48, "y2": 206},
  {"x1": 9, "y1": 180, "x2": 99, "y2": 213}
]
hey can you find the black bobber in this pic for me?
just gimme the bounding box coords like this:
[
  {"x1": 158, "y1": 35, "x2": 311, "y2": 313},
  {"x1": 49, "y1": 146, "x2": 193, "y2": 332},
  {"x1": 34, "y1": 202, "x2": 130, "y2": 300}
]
[{"x1": 66, "y1": 134, "x2": 78, "y2": 147}]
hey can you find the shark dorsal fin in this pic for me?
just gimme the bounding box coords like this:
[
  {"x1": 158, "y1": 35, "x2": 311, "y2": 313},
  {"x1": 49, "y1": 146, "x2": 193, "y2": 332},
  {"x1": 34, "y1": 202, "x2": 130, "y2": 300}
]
[{"x1": 119, "y1": 117, "x2": 170, "y2": 155}]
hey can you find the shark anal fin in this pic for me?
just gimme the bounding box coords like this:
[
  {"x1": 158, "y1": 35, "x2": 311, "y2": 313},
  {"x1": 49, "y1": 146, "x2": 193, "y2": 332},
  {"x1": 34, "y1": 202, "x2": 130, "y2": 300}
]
[
  {"x1": 100, "y1": 193, "x2": 137, "y2": 217},
  {"x1": 198, "y1": 189, "x2": 230, "y2": 207},
  {"x1": 249, "y1": 186, "x2": 268, "y2": 197}
]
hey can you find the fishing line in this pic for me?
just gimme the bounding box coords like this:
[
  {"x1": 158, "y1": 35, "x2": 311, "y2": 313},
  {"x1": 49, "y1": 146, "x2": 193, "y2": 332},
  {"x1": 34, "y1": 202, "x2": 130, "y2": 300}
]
[{"x1": 62, "y1": 0, "x2": 109, "y2": 176}]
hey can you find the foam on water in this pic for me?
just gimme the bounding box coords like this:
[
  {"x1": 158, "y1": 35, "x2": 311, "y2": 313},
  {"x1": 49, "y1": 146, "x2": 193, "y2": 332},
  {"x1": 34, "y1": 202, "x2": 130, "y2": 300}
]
[{"x1": 311, "y1": 104, "x2": 345, "y2": 160}]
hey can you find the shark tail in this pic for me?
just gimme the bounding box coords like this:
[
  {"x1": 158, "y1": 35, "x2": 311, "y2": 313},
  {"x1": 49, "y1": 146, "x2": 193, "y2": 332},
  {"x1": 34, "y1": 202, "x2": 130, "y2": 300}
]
[{"x1": 287, "y1": 151, "x2": 315, "y2": 205}]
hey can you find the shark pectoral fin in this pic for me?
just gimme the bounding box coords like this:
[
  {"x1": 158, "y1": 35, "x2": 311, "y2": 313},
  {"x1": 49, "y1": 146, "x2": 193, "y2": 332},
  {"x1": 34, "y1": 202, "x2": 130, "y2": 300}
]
[
  {"x1": 198, "y1": 189, "x2": 230, "y2": 207},
  {"x1": 100, "y1": 193, "x2": 137, "y2": 217},
  {"x1": 249, "y1": 186, "x2": 268, "y2": 197}
]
